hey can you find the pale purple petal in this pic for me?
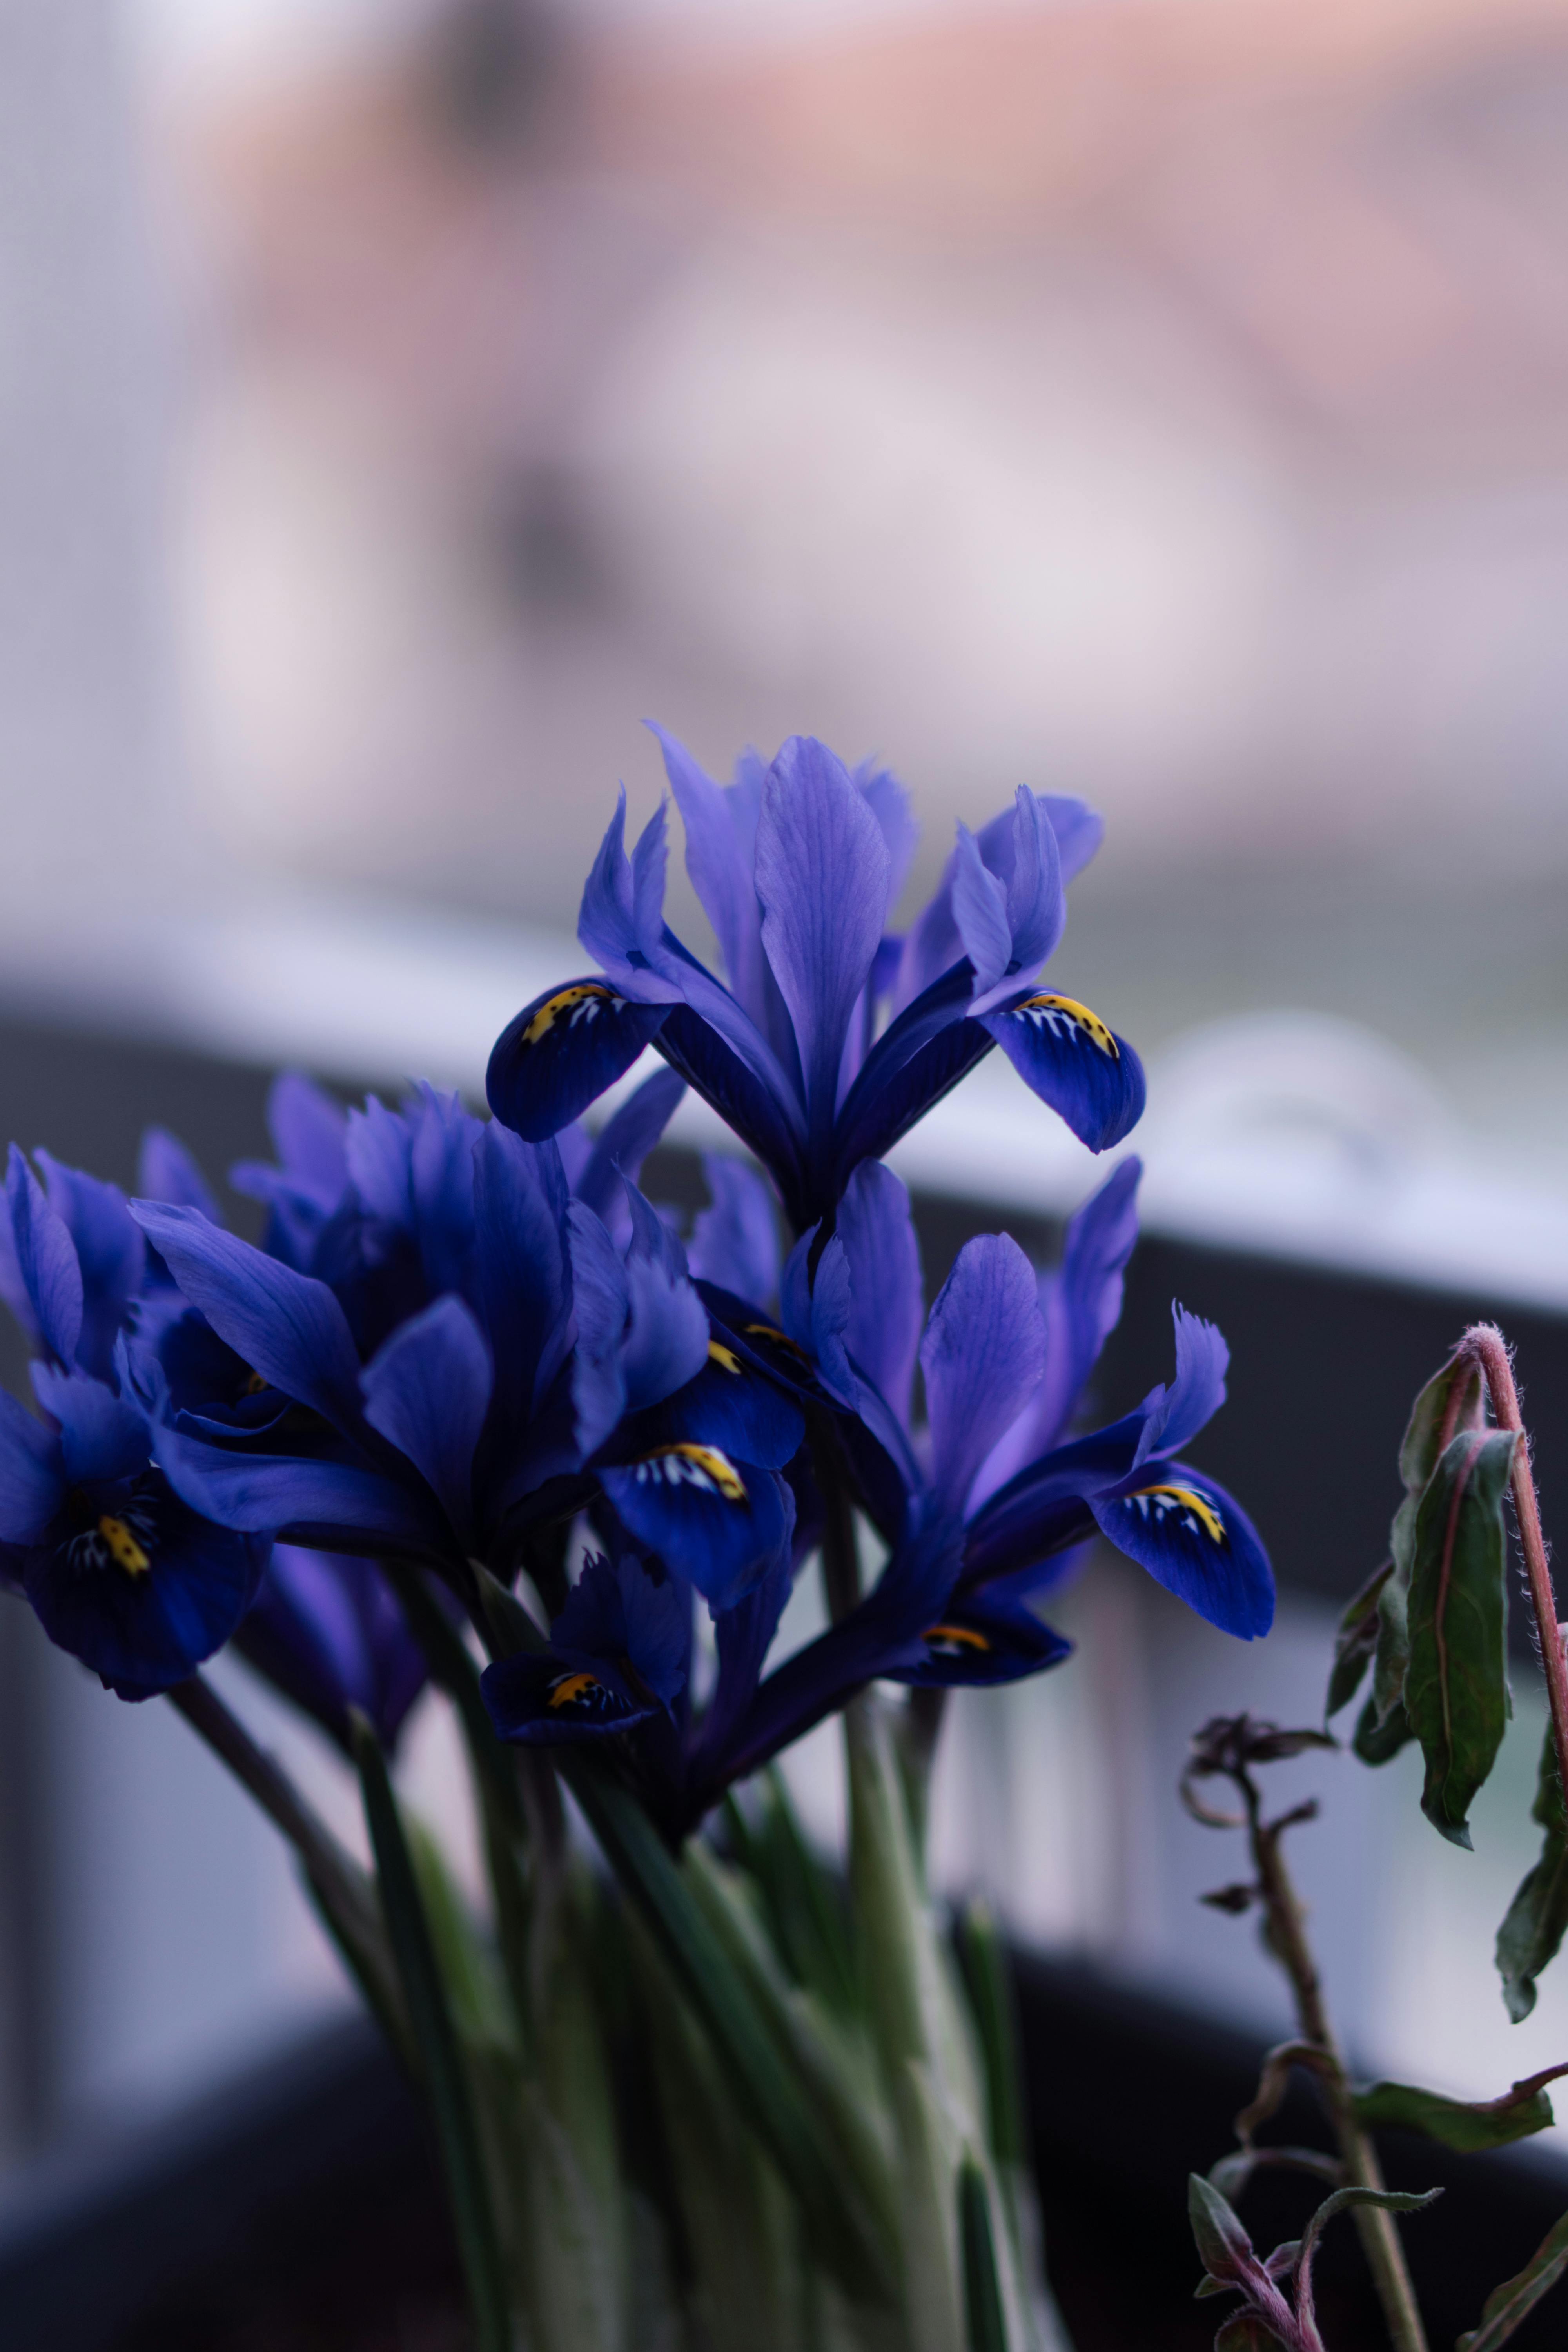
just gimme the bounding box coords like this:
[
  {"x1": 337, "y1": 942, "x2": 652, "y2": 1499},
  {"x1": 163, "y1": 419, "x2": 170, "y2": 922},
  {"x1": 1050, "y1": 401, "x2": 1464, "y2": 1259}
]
[
  {"x1": 837, "y1": 1162, "x2": 923, "y2": 1433},
  {"x1": 854, "y1": 759, "x2": 919, "y2": 906},
  {"x1": 689, "y1": 1156, "x2": 780, "y2": 1308},
  {"x1": 921, "y1": 1234, "x2": 1044, "y2": 1515},
  {"x1": 653, "y1": 724, "x2": 771, "y2": 1027},
  {"x1": 755, "y1": 737, "x2": 891, "y2": 1134},
  {"x1": 949, "y1": 826, "x2": 1013, "y2": 993},
  {"x1": 361, "y1": 1296, "x2": 493, "y2": 1540},
  {"x1": 578, "y1": 790, "x2": 682, "y2": 1004},
  {"x1": 138, "y1": 1130, "x2": 222, "y2": 1223},
  {"x1": 4, "y1": 1147, "x2": 83, "y2": 1368},
  {"x1": 1133, "y1": 1304, "x2": 1230, "y2": 1468}
]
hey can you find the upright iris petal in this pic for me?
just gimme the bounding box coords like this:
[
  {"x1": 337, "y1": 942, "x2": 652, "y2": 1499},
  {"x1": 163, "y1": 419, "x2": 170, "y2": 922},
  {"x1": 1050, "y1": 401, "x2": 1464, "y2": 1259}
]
[
  {"x1": 234, "y1": 1546, "x2": 430, "y2": 1753},
  {"x1": 481, "y1": 1549, "x2": 688, "y2": 1745}
]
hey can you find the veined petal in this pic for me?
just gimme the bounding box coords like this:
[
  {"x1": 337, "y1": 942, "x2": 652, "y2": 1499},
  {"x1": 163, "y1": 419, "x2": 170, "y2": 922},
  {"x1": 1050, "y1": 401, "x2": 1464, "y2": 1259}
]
[
  {"x1": 885, "y1": 1590, "x2": 1072, "y2": 1690},
  {"x1": 566, "y1": 1201, "x2": 631, "y2": 1459},
  {"x1": 360, "y1": 1297, "x2": 492, "y2": 1542},
  {"x1": 553, "y1": 1548, "x2": 689, "y2": 1705},
  {"x1": 755, "y1": 736, "x2": 891, "y2": 1140},
  {"x1": 487, "y1": 975, "x2": 670, "y2": 1142},
  {"x1": 688, "y1": 1156, "x2": 780, "y2": 1309},
  {"x1": 831, "y1": 974, "x2": 993, "y2": 1192},
  {"x1": 620, "y1": 1181, "x2": 710, "y2": 1410},
  {"x1": 1092, "y1": 1461, "x2": 1273, "y2": 1639},
  {"x1": 577, "y1": 790, "x2": 680, "y2": 996},
  {"x1": 155, "y1": 1426, "x2": 446, "y2": 1553},
  {"x1": 653, "y1": 723, "x2": 772, "y2": 1028},
  {"x1": 31, "y1": 1366, "x2": 149, "y2": 1485},
  {"x1": 981, "y1": 989, "x2": 1145, "y2": 1152},
  {"x1": 853, "y1": 757, "x2": 919, "y2": 906},
  {"x1": 481, "y1": 1650, "x2": 659, "y2": 1744},
  {"x1": 970, "y1": 1158, "x2": 1142, "y2": 1506},
  {"x1": 1037, "y1": 794, "x2": 1103, "y2": 884},
  {"x1": 921, "y1": 1234, "x2": 1045, "y2": 1516},
  {"x1": 129, "y1": 1205, "x2": 366, "y2": 1436},
  {"x1": 575, "y1": 1066, "x2": 687, "y2": 1220},
  {"x1": 653, "y1": 1004, "x2": 807, "y2": 1216},
  {"x1": 267, "y1": 1071, "x2": 350, "y2": 1203},
  {"x1": 837, "y1": 1161, "x2": 923, "y2": 1434},
  {"x1": 601, "y1": 1445, "x2": 794, "y2": 1612},
  {"x1": 0, "y1": 1390, "x2": 62, "y2": 1542},
  {"x1": 35, "y1": 1154, "x2": 144, "y2": 1382},
  {"x1": 631, "y1": 1332, "x2": 806, "y2": 1471},
  {"x1": 4, "y1": 1146, "x2": 83, "y2": 1368},
  {"x1": 138, "y1": 1129, "x2": 222, "y2": 1224},
  {"x1": 950, "y1": 826, "x2": 1013, "y2": 992},
  {"x1": 690, "y1": 1554, "x2": 793, "y2": 1774},
  {"x1": 1133, "y1": 1304, "x2": 1229, "y2": 1467},
  {"x1": 473, "y1": 1124, "x2": 573, "y2": 1428}
]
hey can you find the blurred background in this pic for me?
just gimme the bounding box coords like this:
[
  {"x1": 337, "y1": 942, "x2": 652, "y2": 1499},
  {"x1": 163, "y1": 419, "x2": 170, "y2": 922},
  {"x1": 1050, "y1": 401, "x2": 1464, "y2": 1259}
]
[{"x1": 5, "y1": 0, "x2": 1568, "y2": 2275}]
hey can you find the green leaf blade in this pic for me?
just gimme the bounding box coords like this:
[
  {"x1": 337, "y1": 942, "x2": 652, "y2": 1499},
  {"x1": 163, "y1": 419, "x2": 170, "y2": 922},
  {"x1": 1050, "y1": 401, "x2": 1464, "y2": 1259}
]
[
  {"x1": 959, "y1": 2155, "x2": 1009, "y2": 2352},
  {"x1": 1497, "y1": 1726, "x2": 1568, "y2": 2021},
  {"x1": 1404, "y1": 1428, "x2": 1517, "y2": 1847},
  {"x1": 351, "y1": 1714, "x2": 512, "y2": 2352},
  {"x1": 1327, "y1": 1559, "x2": 1395, "y2": 1721},
  {"x1": 1353, "y1": 2067, "x2": 1568, "y2": 2152},
  {"x1": 1458, "y1": 2206, "x2": 1568, "y2": 2352}
]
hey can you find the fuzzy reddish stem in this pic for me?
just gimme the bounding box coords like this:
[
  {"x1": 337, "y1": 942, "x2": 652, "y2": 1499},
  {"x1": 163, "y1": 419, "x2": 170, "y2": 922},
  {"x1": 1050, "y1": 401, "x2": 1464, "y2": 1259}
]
[{"x1": 1460, "y1": 1326, "x2": 1568, "y2": 1812}]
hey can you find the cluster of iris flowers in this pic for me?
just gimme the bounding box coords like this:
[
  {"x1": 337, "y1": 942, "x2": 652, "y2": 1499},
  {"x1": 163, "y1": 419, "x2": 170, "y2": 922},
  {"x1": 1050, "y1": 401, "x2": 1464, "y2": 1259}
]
[{"x1": 0, "y1": 730, "x2": 1272, "y2": 1842}]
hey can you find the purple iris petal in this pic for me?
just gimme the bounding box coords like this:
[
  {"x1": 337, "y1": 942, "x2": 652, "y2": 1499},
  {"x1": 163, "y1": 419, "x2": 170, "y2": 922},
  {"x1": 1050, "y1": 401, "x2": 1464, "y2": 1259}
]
[
  {"x1": 1036, "y1": 794, "x2": 1103, "y2": 885},
  {"x1": 0, "y1": 1389, "x2": 63, "y2": 1542},
  {"x1": 921, "y1": 1234, "x2": 1045, "y2": 1517},
  {"x1": 754, "y1": 736, "x2": 891, "y2": 1144},
  {"x1": 574, "y1": 1066, "x2": 687, "y2": 1221},
  {"x1": 129, "y1": 1204, "x2": 367, "y2": 1437},
  {"x1": 970, "y1": 1158, "x2": 1141, "y2": 1506},
  {"x1": 481, "y1": 1548, "x2": 688, "y2": 1744},
  {"x1": 472, "y1": 1123, "x2": 572, "y2": 1428},
  {"x1": 34, "y1": 1154, "x2": 145, "y2": 1383},
  {"x1": 577, "y1": 791, "x2": 685, "y2": 1000},
  {"x1": 652, "y1": 724, "x2": 774, "y2": 1037},
  {"x1": 566, "y1": 1201, "x2": 633, "y2": 1459},
  {"x1": 138, "y1": 1129, "x2": 222, "y2": 1223},
  {"x1": 1092, "y1": 1459, "x2": 1273, "y2": 1639},
  {"x1": 32, "y1": 1365, "x2": 149, "y2": 1485},
  {"x1": 267, "y1": 1071, "x2": 351, "y2": 1202},
  {"x1": 837, "y1": 1162, "x2": 923, "y2": 1434},
  {"x1": 689, "y1": 1554, "x2": 794, "y2": 1776},
  {"x1": 853, "y1": 757, "x2": 919, "y2": 906},
  {"x1": 236, "y1": 1546, "x2": 428, "y2": 1753},
  {"x1": 884, "y1": 1587, "x2": 1072, "y2": 1690},
  {"x1": 950, "y1": 826, "x2": 1015, "y2": 993},
  {"x1": 4, "y1": 1147, "x2": 84, "y2": 1368},
  {"x1": 360, "y1": 1296, "x2": 492, "y2": 1542},
  {"x1": 156, "y1": 1424, "x2": 445, "y2": 1553},
  {"x1": 601, "y1": 1445, "x2": 794, "y2": 1612},
  {"x1": 1132, "y1": 1305, "x2": 1229, "y2": 1468},
  {"x1": 486, "y1": 973, "x2": 671, "y2": 1143},
  {"x1": 653, "y1": 1005, "x2": 808, "y2": 1218},
  {"x1": 688, "y1": 1156, "x2": 780, "y2": 1309},
  {"x1": 620, "y1": 1182, "x2": 710, "y2": 1410}
]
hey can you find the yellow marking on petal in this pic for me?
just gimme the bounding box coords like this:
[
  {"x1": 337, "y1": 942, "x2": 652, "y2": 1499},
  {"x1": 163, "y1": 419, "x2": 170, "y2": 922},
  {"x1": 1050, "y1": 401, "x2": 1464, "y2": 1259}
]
[
  {"x1": 548, "y1": 1671, "x2": 601, "y2": 1709},
  {"x1": 242, "y1": 1369, "x2": 270, "y2": 1396},
  {"x1": 98, "y1": 1515, "x2": 151, "y2": 1575},
  {"x1": 924, "y1": 1623, "x2": 991, "y2": 1653},
  {"x1": 707, "y1": 1341, "x2": 743, "y2": 1376},
  {"x1": 1127, "y1": 1483, "x2": 1226, "y2": 1545},
  {"x1": 522, "y1": 983, "x2": 616, "y2": 1047},
  {"x1": 1015, "y1": 993, "x2": 1119, "y2": 1058},
  {"x1": 635, "y1": 1442, "x2": 748, "y2": 1504},
  {"x1": 744, "y1": 1323, "x2": 809, "y2": 1363}
]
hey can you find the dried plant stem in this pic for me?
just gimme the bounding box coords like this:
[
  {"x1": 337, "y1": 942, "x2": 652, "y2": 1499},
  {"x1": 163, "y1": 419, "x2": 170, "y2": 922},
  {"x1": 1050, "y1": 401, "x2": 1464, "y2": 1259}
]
[
  {"x1": 1459, "y1": 1325, "x2": 1568, "y2": 1815},
  {"x1": 1242, "y1": 1778, "x2": 1430, "y2": 2352}
]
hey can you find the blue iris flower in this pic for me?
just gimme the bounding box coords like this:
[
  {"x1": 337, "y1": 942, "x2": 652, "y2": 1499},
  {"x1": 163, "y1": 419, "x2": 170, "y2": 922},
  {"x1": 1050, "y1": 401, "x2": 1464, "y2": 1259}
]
[
  {"x1": 686, "y1": 1157, "x2": 1272, "y2": 1806},
  {"x1": 486, "y1": 729, "x2": 1145, "y2": 1234},
  {"x1": 481, "y1": 1544, "x2": 692, "y2": 1746},
  {"x1": 0, "y1": 1147, "x2": 266, "y2": 1693}
]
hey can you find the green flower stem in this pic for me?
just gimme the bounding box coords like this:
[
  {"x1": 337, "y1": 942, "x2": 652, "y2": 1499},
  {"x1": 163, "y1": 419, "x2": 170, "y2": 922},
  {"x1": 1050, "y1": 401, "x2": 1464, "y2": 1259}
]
[
  {"x1": 1460, "y1": 1326, "x2": 1568, "y2": 1833},
  {"x1": 1240, "y1": 1764, "x2": 1429, "y2": 2352}
]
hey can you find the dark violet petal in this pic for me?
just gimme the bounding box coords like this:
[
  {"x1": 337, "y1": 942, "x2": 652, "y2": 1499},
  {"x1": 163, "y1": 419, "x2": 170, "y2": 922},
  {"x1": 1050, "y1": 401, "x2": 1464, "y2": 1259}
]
[
  {"x1": 688, "y1": 1156, "x2": 780, "y2": 1309},
  {"x1": 156, "y1": 1425, "x2": 445, "y2": 1554},
  {"x1": 267, "y1": 1071, "x2": 350, "y2": 1203},
  {"x1": 36, "y1": 1153, "x2": 145, "y2": 1383},
  {"x1": 620, "y1": 1181, "x2": 709, "y2": 1411},
  {"x1": 360, "y1": 1296, "x2": 492, "y2": 1542},
  {"x1": 886, "y1": 1589, "x2": 1072, "y2": 1690},
  {"x1": 31, "y1": 1366, "x2": 149, "y2": 1485},
  {"x1": 960, "y1": 1412, "x2": 1147, "y2": 1589},
  {"x1": 137, "y1": 1130, "x2": 223, "y2": 1224},
  {"x1": 970, "y1": 1158, "x2": 1142, "y2": 1506},
  {"x1": 0, "y1": 1389, "x2": 62, "y2": 1542},
  {"x1": 837, "y1": 1161, "x2": 924, "y2": 1434},
  {"x1": 981, "y1": 991, "x2": 1146, "y2": 1152},
  {"x1": 780, "y1": 1229, "x2": 857, "y2": 1407},
  {"x1": 690, "y1": 1554, "x2": 793, "y2": 1773},
  {"x1": 575, "y1": 1066, "x2": 688, "y2": 1218},
  {"x1": 634, "y1": 1336, "x2": 806, "y2": 1472},
  {"x1": 601, "y1": 1446, "x2": 794, "y2": 1612},
  {"x1": 579, "y1": 789, "x2": 655, "y2": 991},
  {"x1": 25, "y1": 1474, "x2": 267, "y2": 1695},
  {"x1": 343, "y1": 1094, "x2": 414, "y2": 1225},
  {"x1": 5, "y1": 1146, "x2": 83, "y2": 1367},
  {"x1": 755, "y1": 735, "x2": 891, "y2": 1139},
  {"x1": 481, "y1": 1648, "x2": 657, "y2": 1744},
  {"x1": 831, "y1": 1002, "x2": 994, "y2": 1197},
  {"x1": 473, "y1": 1124, "x2": 573, "y2": 1425},
  {"x1": 129, "y1": 1204, "x2": 366, "y2": 1436},
  {"x1": 566, "y1": 1201, "x2": 631, "y2": 1459},
  {"x1": 551, "y1": 1548, "x2": 688, "y2": 1706},
  {"x1": 403, "y1": 1085, "x2": 481, "y2": 1302},
  {"x1": 653, "y1": 1005, "x2": 807, "y2": 1219},
  {"x1": 1133, "y1": 1305, "x2": 1229, "y2": 1467},
  {"x1": 921, "y1": 1234, "x2": 1044, "y2": 1515},
  {"x1": 486, "y1": 974, "x2": 670, "y2": 1143},
  {"x1": 235, "y1": 1546, "x2": 428, "y2": 1753},
  {"x1": 1093, "y1": 1460, "x2": 1274, "y2": 1639},
  {"x1": 950, "y1": 826, "x2": 1013, "y2": 992}
]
